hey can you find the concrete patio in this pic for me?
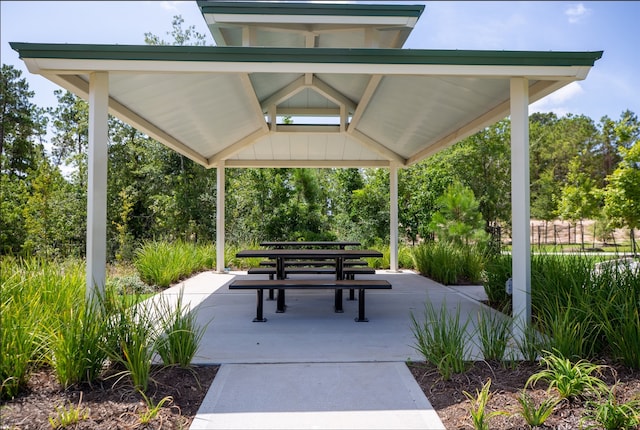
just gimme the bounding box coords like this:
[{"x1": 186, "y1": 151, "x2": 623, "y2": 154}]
[{"x1": 154, "y1": 270, "x2": 492, "y2": 429}]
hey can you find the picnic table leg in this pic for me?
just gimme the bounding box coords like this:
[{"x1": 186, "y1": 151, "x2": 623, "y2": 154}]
[
  {"x1": 276, "y1": 257, "x2": 286, "y2": 311},
  {"x1": 355, "y1": 289, "x2": 369, "y2": 322},
  {"x1": 348, "y1": 288, "x2": 355, "y2": 300},
  {"x1": 334, "y1": 289, "x2": 344, "y2": 313},
  {"x1": 254, "y1": 289, "x2": 267, "y2": 322},
  {"x1": 268, "y1": 289, "x2": 275, "y2": 300},
  {"x1": 276, "y1": 289, "x2": 286, "y2": 313}
]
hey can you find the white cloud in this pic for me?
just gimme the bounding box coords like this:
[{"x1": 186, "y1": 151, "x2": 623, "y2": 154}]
[
  {"x1": 530, "y1": 82, "x2": 584, "y2": 116},
  {"x1": 160, "y1": 1, "x2": 184, "y2": 13},
  {"x1": 565, "y1": 3, "x2": 591, "y2": 24}
]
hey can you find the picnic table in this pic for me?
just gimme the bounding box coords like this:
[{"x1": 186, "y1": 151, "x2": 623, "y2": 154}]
[
  {"x1": 232, "y1": 247, "x2": 389, "y2": 321},
  {"x1": 259, "y1": 241, "x2": 361, "y2": 249},
  {"x1": 236, "y1": 248, "x2": 381, "y2": 281}
]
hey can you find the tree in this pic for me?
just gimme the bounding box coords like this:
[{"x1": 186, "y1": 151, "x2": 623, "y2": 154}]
[
  {"x1": 0, "y1": 64, "x2": 47, "y2": 254},
  {"x1": 144, "y1": 15, "x2": 208, "y2": 46},
  {"x1": 428, "y1": 181, "x2": 489, "y2": 246},
  {"x1": 558, "y1": 157, "x2": 602, "y2": 249},
  {"x1": 604, "y1": 141, "x2": 640, "y2": 254},
  {"x1": 1, "y1": 64, "x2": 47, "y2": 178}
]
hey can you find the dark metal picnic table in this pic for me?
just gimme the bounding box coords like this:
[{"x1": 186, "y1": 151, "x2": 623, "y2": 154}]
[
  {"x1": 236, "y1": 248, "x2": 380, "y2": 281},
  {"x1": 235, "y1": 248, "x2": 383, "y2": 313},
  {"x1": 259, "y1": 241, "x2": 361, "y2": 249}
]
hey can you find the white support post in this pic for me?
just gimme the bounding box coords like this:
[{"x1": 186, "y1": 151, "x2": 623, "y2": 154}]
[
  {"x1": 86, "y1": 72, "x2": 109, "y2": 301},
  {"x1": 389, "y1": 162, "x2": 399, "y2": 272},
  {"x1": 216, "y1": 161, "x2": 226, "y2": 273},
  {"x1": 510, "y1": 77, "x2": 531, "y2": 337}
]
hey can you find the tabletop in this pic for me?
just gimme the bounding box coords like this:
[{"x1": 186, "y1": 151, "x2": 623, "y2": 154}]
[
  {"x1": 259, "y1": 241, "x2": 361, "y2": 249},
  {"x1": 236, "y1": 248, "x2": 381, "y2": 259}
]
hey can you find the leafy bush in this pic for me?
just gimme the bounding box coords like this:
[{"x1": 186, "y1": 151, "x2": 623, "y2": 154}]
[
  {"x1": 410, "y1": 299, "x2": 470, "y2": 380},
  {"x1": 583, "y1": 386, "x2": 640, "y2": 430},
  {"x1": 134, "y1": 240, "x2": 215, "y2": 288},
  {"x1": 481, "y1": 253, "x2": 512, "y2": 310},
  {"x1": 475, "y1": 308, "x2": 511, "y2": 362},
  {"x1": 155, "y1": 291, "x2": 207, "y2": 368},
  {"x1": 412, "y1": 241, "x2": 485, "y2": 285},
  {"x1": 526, "y1": 351, "x2": 608, "y2": 399}
]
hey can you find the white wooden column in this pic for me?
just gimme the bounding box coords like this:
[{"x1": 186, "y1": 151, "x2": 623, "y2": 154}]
[
  {"x1": 216, "y1": 161, "x2": 226, "y2": 273},
  {"x1": 510, "y1": 77, "x2": 531, "y2": 336},
  {"x1": 86, "y1": 72, "x2": 109, "y2": 301},
  {"x1": 389, "y1": 162, "x2": 399, "y2": 271}
]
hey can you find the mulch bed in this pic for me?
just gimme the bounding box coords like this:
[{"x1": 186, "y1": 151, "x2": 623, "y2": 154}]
[
  {"x1": 3, "y1": 360, "x2": 639, "y2": 429},
  {"x1": 409, "y1": 360, "x2": 640, "y2": 430},
  {"x1": 1, "y1": 365, "x2": 218, "y2": 430}
]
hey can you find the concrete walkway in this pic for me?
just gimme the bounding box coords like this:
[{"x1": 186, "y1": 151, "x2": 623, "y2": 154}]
[{"x1": 155, "y1": 270, "x2": 492, "y2": 429}]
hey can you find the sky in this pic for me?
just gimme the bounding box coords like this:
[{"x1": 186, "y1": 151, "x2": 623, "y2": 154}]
[{"x1": 1, "y1": 1, "x2": 639, "y2": 123}]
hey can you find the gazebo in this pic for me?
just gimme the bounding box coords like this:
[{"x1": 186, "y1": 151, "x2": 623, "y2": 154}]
[{"x1": 11, "y1": 1, "x2": 602, "y2": 332}]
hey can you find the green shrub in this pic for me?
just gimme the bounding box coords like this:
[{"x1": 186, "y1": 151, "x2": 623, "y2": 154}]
[
  {"x1": 412, "y1": 242, "x2": 485, "y2": 285},
  {"x1": 515, "y1": 390, "x2": 559, "y2": 427},
  {"x1": 463, "y1": 379, "x2": 507, "y2": 430},
  {"x1": 526, "y1": 351, "x2": 608, "y2": 399},
  {"x1": 155, "y1": 291, "x2": 207, "y2": 368},
  {"x1": 481, "y1": 253, "x2": 512, "y2": 309},
  {"x1": 46, "y1": 302, "x2": 109, "y2": 388},
  {"x1": 583, "y1": 386, "x2": 640, "y2": 430},
  {"x1": 134, "y1": 240, "x2": 215, "y2": 288},
  {"x1": 475, "y1": 308, "x2": 511, "y2": 362},
  {"x1": 410, "y1": 299, "x2": 470, "y2": 380},
  {"x1": 0, "y1": 257, "x2": 85, "y2": 398}
]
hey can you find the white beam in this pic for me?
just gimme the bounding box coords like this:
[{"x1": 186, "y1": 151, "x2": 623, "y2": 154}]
[
  {"x1": 86, "y1": 72, "x2": 109, "y2": 301},
  {"x1": 349, "y1": 75, "x2": 382, "y2": 130},
  {"x1": 510, "y1": 77, "x2": 531, "y2": 339},
  {"x1": 260, "y1": 76, "x2": 306, "y2": 111},
  {"x1": 389, "y1": 162, "x2": 399, "y2": 271},
  {"x1": 311, "y1": 76, "x2": 357, "y2": 112},
  {"x1": 224, "y1": 159, "x2": 390, "y2": 168},
  {"x1": 349, "y1": 129, "x2": 406, "y2": 165},
  {"x1": 216, "y1": 161, "x2": 226, "y2": 274},
  {"x1": 208, "y1": 128, "x2": 270, "y2": 165}
]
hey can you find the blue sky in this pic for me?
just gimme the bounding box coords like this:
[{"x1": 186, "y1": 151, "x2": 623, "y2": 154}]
[{"x1": 2, "y1": 1, "x2": 639, "y2": 123}]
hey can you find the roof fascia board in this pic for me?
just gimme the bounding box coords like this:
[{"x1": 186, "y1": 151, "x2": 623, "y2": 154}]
[
  {"x1": 22, "y1": 58, "x2": 597, "y2": 81},
  {"x1": 204, "y1": 14, "x2": 419, "y2": 26}
]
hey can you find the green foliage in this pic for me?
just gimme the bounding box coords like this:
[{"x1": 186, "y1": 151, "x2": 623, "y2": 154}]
[
  {"x1": 481, "y1": 253, "x2": 512, "y2": 309},
  {"x1": 412, "y1": 241, "x2": 485, "y2": 285},
  {"x1": 0, "y1": 257, "x2": 85, "y2": 397},
  {"x1": 48, "y1": 393, "x2": 90, "y2": 429},
  {"x1": 530, "y1": 254, "x2": 640, "y2": 364},
  {"x1": 604, "y1": 141, "x2": 640, "y2": 245},
  {"x1": 410, "y1": 300, "x2": 470, "y2": 380},
  {"x1": 137, "y1": 391, "x2": 174, "y2": 425},
  {"x1": 47, "y1": 302, "x2": 109, "y2": 388},
  {"x1": 515, "y1": 390, "x2": 560, "y2": 427},
  {"x1": 134, "y1": 240, "x2": 215, "y2": 288},
  {"x1": 583, "y1": 386, "x2": 640, "y2": 430},
  {"x1": 155, "y1": 291, "x2": 206, "y2": 368},
  {"x1": 463, "y1": 379, "x2": 507, "y2": 430},
  {"x1": 428, "y1": 181, "x2": 489, "y2": 246},
  {"x1": 475, "y1": 308, "x2": 512, "y2": 362},
  {"x1": 526, "y1": 351, "x2": 608, "y2": 399}
]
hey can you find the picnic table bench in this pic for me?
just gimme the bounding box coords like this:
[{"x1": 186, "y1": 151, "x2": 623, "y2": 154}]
[{"x1": 228, "y1": 278, "x2": 392, "y2": 322}]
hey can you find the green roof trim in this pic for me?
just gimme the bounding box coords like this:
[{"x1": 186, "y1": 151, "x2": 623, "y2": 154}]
[
  {"x1": 197, "y1": 1, "x2": 425, "y2": 18},
  {"x1": 10, "y1": 43, "x2": 603, "y2": 67}
]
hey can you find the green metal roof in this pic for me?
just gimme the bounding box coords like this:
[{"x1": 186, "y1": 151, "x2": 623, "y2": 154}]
[
  {"x1": 10, "y1": 43, "x2": 603, "y2": 67},
  {"x1": 197, "y1": 1, "x2": 425, "y2": 18}
]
